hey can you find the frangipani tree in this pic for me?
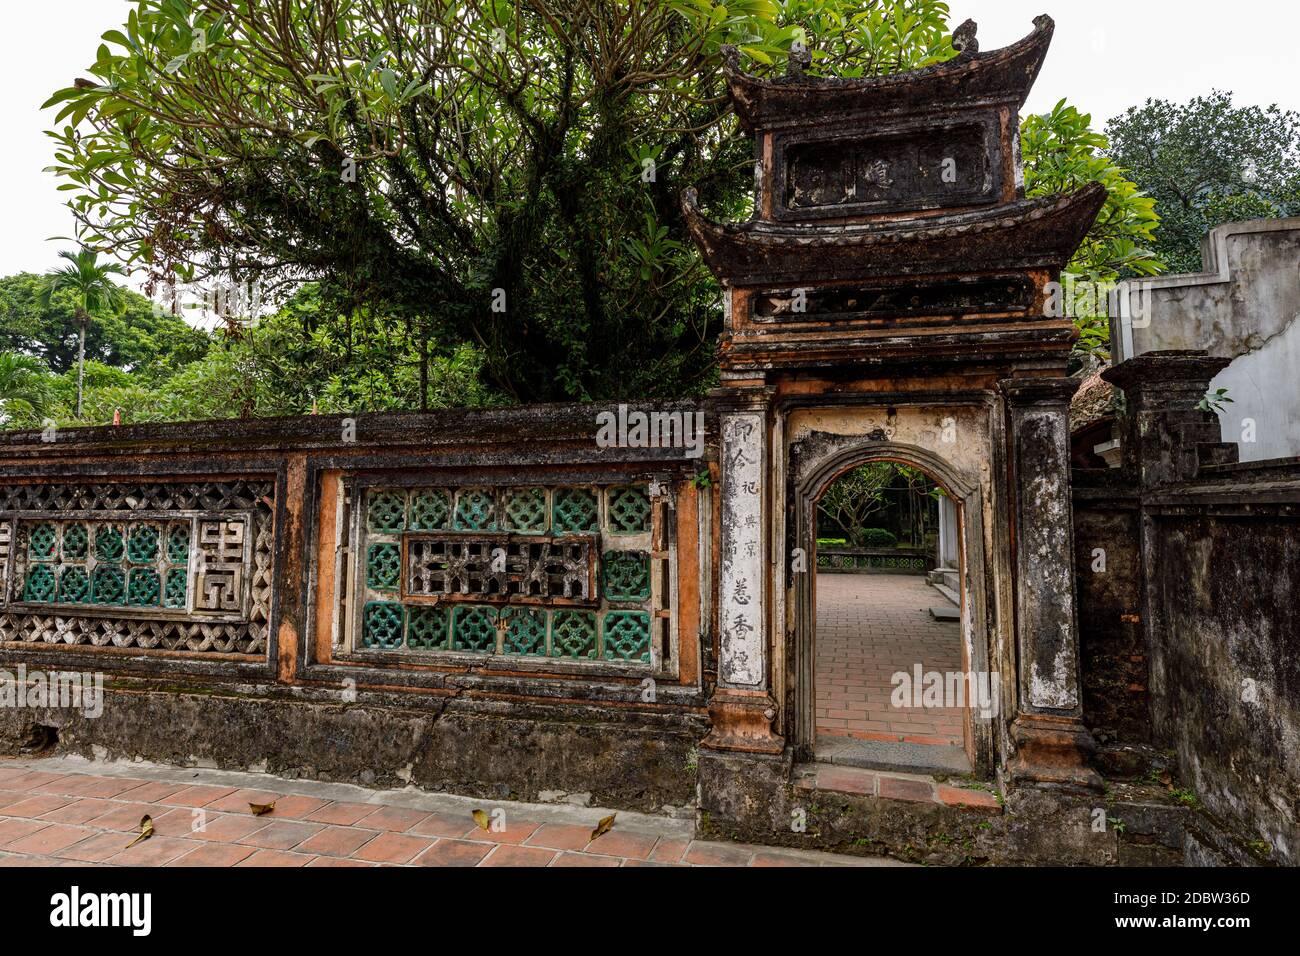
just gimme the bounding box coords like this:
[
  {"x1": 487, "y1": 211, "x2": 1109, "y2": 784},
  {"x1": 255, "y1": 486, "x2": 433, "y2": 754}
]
[{"x1": 44, "y1": 1, "x2": 1158, "y2": 396}]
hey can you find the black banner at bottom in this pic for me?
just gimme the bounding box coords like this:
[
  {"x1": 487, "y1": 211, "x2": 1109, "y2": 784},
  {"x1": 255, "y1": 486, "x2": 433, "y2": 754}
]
[{"x1": 0, "y1": 864, "x2": 1279, "y2": 942}]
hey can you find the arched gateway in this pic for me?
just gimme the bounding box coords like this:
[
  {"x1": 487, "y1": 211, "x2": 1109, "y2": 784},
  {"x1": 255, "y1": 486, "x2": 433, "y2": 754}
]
[{"x1": 686, "y1": 16, "x2": 1104, "y2": 792}]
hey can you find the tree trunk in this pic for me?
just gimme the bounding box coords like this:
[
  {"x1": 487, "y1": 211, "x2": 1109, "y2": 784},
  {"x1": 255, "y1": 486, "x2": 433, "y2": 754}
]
[
  {"x1": 75, "y1": 310, "x2": 87, "y2": 419},
  {"x1": 419, "y1": 334, "x2": 429, "y2": 412}
]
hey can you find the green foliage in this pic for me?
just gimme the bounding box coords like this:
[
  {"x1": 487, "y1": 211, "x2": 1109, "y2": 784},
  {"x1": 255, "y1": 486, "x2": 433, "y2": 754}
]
[
  {"x1": 39, "y1": 247, "x2": 135, "y2": 416},
  {"x1": 0, "y1": 282, "x2": 499, "y2": 428},
  {"x1": 856, "y1": 527, "x2": 897, "y2": 547},
  {"x1": 0, "y1": 352, "x2": 54, "y2": 424},
  {"x1": 818, "y1": 461, "x2": 938, "y2": 548},
  {"x1": 41, "y1": 0, "x2": 962, "y2": 403},
  {"x1": 39, "y1": 1, "x2": 1165, "y2": 405},
  {"x1": 0, "y1": 272, "x2": 207, "y2": 377},
  {"x1": 1197, "y1": 387, "x2": 1233, "y2": 415},
  {"x1": 41, "y1": 248, "x2": 126, "y2": 317},
  {"x1": 1106, "y1": 91, "x2": 1300, "y2": 274},
  {"x1": 1021, "y1": 100, "x2": 1163, "y2": 361},
  {"x1": 818, "y1": 461, "x2": 895, "y2": 541}
]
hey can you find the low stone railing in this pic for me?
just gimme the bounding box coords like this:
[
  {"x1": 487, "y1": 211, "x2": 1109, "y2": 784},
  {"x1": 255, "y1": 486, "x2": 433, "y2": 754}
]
[{"x1": 815, "y1": 547, "x2": 934, "y2": 575}]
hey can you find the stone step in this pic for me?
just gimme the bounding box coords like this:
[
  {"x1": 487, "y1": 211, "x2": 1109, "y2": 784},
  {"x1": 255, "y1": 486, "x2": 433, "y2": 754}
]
[
  {"x1": 930, "y1": 582, "x2": 960, "y2": 607},
  {"x1": 927, "y1": 567, "x2": 959, "y2": 590},
  {"x1": 814, "y1": 735, "x2": 971, "y2": 775},
  {"x1": 795, "y1": 762, "x2": 1001, "y2": 812}
]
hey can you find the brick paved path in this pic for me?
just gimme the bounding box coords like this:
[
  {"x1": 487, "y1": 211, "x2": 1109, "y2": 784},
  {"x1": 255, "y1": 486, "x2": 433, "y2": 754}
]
[
  {"x1": 0, "y1": 759, "x2": 904, "y2": 868},
  {"x1": 815, "y1": 573, "x2": 963, "y2": 746}
]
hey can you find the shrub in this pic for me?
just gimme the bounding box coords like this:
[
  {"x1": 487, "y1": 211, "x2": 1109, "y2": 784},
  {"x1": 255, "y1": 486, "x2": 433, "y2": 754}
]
[{"x1": 854, "y1": 528, "x2": 898, "y2": 548}]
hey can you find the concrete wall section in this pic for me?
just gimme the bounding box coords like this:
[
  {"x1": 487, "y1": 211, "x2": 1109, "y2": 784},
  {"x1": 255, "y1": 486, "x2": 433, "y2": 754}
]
[{"x1": 1115, "y1": 218, "x2": 1300, "y2": 461}]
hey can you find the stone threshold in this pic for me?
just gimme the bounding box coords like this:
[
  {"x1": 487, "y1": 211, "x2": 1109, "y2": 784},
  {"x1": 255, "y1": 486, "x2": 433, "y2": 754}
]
[
  {"x1": 795, "y1": 762, "x2": 1001, "y2": 811},
  {"x1": 814, "y1": 735, "x2": 972, "y2": 775}
]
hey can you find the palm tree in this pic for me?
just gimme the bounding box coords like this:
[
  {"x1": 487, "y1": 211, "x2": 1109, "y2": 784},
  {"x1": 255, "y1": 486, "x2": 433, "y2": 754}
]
[
  {"x1": 40, "y1": 248, "x2": 126, "y2": 417},
  {"x1": 0, "y1": 352, "x2": 52, "y2": 425}
]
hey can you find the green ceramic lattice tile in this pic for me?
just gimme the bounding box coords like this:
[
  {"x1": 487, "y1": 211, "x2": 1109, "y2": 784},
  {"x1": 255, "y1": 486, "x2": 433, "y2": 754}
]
[
  {"x1": 127, "y1": 568, "x2": 161, "y2": 607},
  {"x1": 406, "y1": 606, "x2": 450, "y2": 650},
  {"x1": 453, "y1": 489, "x2": 497, "y2": 530},
  {"x1": 552, "y1": 488, "x2": 598, "y2": 533},
  {"x1": 91, "y1": 567, "x2": 126, "y2": 605},
  {"x1": 22, "y1": 564, "x2": 56, "y2": 602},
  {"x1": 57, "y1": 566, "x2": 90, "y2": 604},
  {"x1": 606, "y1": 485, "x2": 651, "y2": 535},
  {"x1": 166, "y1": 524, "x2": 190, "y2": 563},
  {"x1": 503, "y1": 608, "x2": 547, "y2": 656},
  {"x1": 602, "y1": 610, "x2": 652, "y2": 663},
  {"x1": 163, "y1": 568, "x2": 188, "y2": 609},
  {"x1": 451, "y1": 605, "x2": 498, "y2": 653},
  {"x1": 367, "y1": 490, "x2": 407, "y2": 534},
  {"x1": 127, "y1": 525, "x2": 161, "y2": 564},
  {"x1": 366, "y1": 543, "x2": 401, "y2": 591},
  {"x1": 602, "y1": 550, "x2": 651, "y2": 602},
  {"x1": 503, "y1": 487, "x2": 548, "y2": 534},
  {"x1": 61, "y1": 524, "x2": 89, "y2": 560},
  {"x1": 95, "y1": 526, "x2": 125, "y2": 562},
  {"x1": 162, "y1": 572, "x2": 188, "y2": 608},
  {"x1": 28, "y1": 523, "x2": 56, "y2": 560},
  {"x1": 408, "y1": 489, "x2": 450, "y2": 530},
  {"x1": 363, "y1": 601, "x2": 405, "y2": 649},
  {"x1": 551, "y1": 610, "x2": 597, "y2": 659}
]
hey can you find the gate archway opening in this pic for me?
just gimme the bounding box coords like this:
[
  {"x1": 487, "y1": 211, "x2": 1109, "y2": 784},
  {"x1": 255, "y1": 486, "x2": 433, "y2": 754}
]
[
  {"x1": 789, "y1": 439, "x2": 995, "y2": 778},
  {"x1": 813, "y1": 461, "x2": 969, "y2": 772}
]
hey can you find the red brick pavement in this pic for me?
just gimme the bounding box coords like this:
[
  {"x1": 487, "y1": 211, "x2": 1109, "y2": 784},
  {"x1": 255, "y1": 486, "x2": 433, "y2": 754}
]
[
  {"x1": 0, "y1": 760, "x2": 904, "y2": 868},
  {"x1": 815, "y1": 573, "x2": 964, "y2": 746}
]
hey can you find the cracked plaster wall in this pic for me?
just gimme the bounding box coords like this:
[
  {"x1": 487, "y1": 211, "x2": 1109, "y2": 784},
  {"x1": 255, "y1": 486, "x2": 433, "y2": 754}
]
[{"x1": 1119, "y1": 219, "x2": 1300, "y2": 461}]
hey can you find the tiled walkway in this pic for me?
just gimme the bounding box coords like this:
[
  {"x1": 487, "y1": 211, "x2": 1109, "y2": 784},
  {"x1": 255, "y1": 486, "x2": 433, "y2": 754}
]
[
  {"x1": 815, "y1": 573, "x2": 964, "y2": 746},
  {"x1": 0, "y1": 758, "x2": 903, "y2": 868}
]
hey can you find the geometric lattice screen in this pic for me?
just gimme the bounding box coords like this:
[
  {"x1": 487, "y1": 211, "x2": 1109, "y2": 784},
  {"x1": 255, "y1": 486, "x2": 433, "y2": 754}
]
[
  {"x1": 355, "y1": 484, "x2": 657, "y2": 664},
  {"x1": 0, "y1": 480, "x2": 274, "y2": 656}
]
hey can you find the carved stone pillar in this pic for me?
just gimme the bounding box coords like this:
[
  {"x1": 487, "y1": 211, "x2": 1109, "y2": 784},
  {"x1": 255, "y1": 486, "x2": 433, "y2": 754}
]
[
  {"x1": 1102, "y1": 350, "x2": 1236, "y2": 488},
  {"x1": 1000, "y1": 378, "x2": 1101, "y2": 790},
  {"x1": 702, "y1": 389, "x2": 783, "y2": 755}
]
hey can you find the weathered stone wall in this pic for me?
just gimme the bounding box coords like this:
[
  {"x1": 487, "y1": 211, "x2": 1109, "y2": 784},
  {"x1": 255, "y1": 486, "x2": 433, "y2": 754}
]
[
  {"x1": 1146, "y1": 496, "x2": 1300, "y2": 863},
  {"x1": 0, "y1": 682, "x2": 704, "y2": 811},
  {"x1": 0, "y1": 404, "x2": 715, "y2": 811},
  {"x1": 1071, "y1": 471, "x2": 1148, "y2": 751},
  {"x1": 1101, "y1": 353, "x2": 1300, "y2": 865}
]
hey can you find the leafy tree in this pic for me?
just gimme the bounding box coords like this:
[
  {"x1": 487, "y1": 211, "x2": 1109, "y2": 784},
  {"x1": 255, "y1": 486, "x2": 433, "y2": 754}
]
[
  {"x1": 818, "y1": 463, "x2": 895, "y2": 544},
  {"x1": 39, "y1": 0, "x2": 967, "y2": 403},
  {"x1": 39, "y1": 297, "x2": 496, "y2": 428},
  {"x1": 45, "y1": 1, "x2": 1160, "y2": 400},
  {"x1": 1106, "y1": 91, "x2": 1300, "y2": 274},
  {"x1": 0, "y1": 353, "x2": 54, "y2": 425},
  {"x1": 1021, "y1": 100, "x2": 1162, "y2": 359},
  {"x1": 39, "y1": 248, "x2": 129, "y2": 417},
  {"x1": 0, "y1": 272, "x2": 208, "y2": 378}
]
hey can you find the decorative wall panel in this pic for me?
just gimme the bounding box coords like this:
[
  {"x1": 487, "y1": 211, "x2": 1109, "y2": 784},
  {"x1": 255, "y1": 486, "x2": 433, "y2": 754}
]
[
  {"x1": 349, "y1": 483, "x2": 660, "y2": 666},
  {"x1": 0, "y1": 481, "x2": 274, "y2": 656}
]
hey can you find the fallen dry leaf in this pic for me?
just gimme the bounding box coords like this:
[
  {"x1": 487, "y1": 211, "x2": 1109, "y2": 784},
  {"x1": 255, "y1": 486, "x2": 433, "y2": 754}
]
[
  {"x1": 249, "y1": 801, "x2": 276, "y2": 816},
  {"x1": 471, "y1": 808, "x2": 491, "y2": 831},
  {"x1": 124, "y1": 815, "x2": 154, "y2": 849},
  {"x1": 590, "y1": 813, "x2": 616, "y2": 842}
]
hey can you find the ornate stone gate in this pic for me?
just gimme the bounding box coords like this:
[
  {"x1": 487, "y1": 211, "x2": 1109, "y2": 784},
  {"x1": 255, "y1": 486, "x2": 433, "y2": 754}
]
[{"x1": 686, "y1": 15, "x2": 1104, "y2": 789}]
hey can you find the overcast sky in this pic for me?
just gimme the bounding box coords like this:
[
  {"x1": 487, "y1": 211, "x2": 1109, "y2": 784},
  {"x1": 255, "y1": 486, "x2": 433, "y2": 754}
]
[{"x1": 1, "y1": 0, "x2": 1297, "y2": 281}]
